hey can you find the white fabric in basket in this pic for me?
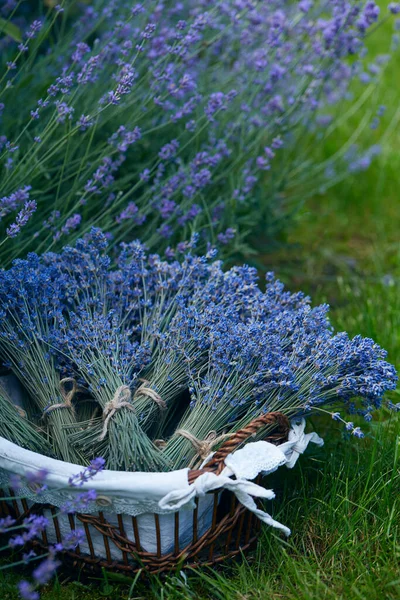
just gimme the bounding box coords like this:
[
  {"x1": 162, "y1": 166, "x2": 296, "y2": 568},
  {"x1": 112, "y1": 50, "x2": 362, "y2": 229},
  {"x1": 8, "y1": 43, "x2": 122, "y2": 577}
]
[
  {"x1": 0, "y1": 419, "x2": 323, "y2": 554},
  {"x1": 0, "y1": 438, "x2": 189, "y2": 516}
]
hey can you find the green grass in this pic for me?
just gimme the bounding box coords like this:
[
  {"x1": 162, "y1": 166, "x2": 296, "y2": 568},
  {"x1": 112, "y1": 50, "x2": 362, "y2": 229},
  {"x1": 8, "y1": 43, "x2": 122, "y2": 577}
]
[{"x1": 1, "y1": 2, "x2": 400, "y2": 598}]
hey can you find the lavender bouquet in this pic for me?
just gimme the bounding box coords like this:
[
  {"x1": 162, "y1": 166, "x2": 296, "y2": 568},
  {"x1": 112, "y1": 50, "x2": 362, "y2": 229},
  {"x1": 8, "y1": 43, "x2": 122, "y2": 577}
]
[
  {"x1": 0, "y1": 230, "x2": 397, "y2": 472},
  {"x1": 0, "y1": 253, "x2": 82, "y2": 463},
  {"x1": 0, "y1": 0, "x2": 397, "y2": 265},
  {"x1": 164, "y1": 292, "x2": 396, "y2": 468}
]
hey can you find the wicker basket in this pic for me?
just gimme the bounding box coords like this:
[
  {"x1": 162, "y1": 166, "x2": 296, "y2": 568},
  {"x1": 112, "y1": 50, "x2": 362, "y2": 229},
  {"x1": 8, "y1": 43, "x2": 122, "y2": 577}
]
[{"x1": 1, "y1": 412, "x2": 291, "y2": 575}]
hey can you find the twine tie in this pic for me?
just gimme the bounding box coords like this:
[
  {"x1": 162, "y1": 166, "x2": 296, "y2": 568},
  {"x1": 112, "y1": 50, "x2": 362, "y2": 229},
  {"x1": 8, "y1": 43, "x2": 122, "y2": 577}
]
[
  {"x1": 99, "y1": 385, "x2": 135, "y2": 441},
  {"x1": 176, "y1": 429, "x2": 233, "y2": 467},
  {"x1": 133, "y1": 379, "x2": 166, "y2": 409},
  {"x1": 44, "y1": 378, "x2": 77, "y2": 416}
]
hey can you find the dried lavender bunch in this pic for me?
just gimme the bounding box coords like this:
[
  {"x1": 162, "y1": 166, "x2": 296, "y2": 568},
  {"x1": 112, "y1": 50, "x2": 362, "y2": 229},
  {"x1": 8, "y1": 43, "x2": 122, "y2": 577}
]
[
  {"x1": 56, "y1": 308, "x2": 171, "y2": 471},
  {"x1": 47, "y1": 231, "x2": 216, "y2": 450},
  {"x1": 163, "y1": 278, "x2": 398, "y2": 468},
  {"x1": 0, "y1": 229, "x2": 214, "y2": 468},
  {"x1": 39, "y1": 230, "x2": 213, "y2": 468},
  {"x1": 162, "y1": 304, "x2": 302, "y2": 467},
  {"x1": 149, "y1": 263, "x2": 309, "y2": 438},
  {"x1": 36, "y1": 231, "x2": 167, "y2": 470},
  {"x1": 0, "y1": 255, "x2": 82, "y2": 463},
  {"x1": 0, "y1": 1, "x2": 397, "y2": 264},
  {"x1": 116, "y1": 237, "x2": 222, "y2": 432}
]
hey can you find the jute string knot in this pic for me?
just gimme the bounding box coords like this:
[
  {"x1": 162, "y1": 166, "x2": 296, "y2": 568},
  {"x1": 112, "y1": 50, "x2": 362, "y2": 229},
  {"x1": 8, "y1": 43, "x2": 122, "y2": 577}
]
[
  {"x1": 154, "y1": 439, "x2": 167, "y2": 449},
  {"x1": 44, "y1": 378, "x2": 77, "y2": 416},
  {"x1": 99, "y1": 385, "x2": 135, "y2": 441},
  {"x1": 176, "y1": 429, "x2": 234, "y2": 468},
  {"x1": 133, "y1": 379, "x2": 166, "y2": 410}
]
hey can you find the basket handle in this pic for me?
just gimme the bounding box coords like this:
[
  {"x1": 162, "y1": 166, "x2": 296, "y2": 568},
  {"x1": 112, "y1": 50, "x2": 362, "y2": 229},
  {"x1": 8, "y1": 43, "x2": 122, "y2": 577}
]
[{"x1": 188, "y1": 411, "x2": 290, "y2": 481}]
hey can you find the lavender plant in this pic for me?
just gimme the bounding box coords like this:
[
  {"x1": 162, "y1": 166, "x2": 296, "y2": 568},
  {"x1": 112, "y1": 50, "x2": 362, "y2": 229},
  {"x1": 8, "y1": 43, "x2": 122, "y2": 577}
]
[{"x1": 0, "y1": 0, "x2": 398, "y2": 265}]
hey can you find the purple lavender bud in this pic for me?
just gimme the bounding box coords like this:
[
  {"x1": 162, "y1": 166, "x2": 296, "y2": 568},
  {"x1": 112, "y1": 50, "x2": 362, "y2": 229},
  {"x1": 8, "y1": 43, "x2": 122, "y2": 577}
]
[
  {"x1": 32, "y1": 555, "x2": 60, "y2": 585},
  {"x1": 18, "y1": 581, "x2": 39, "y2": 600},
  {"x1": 256, "y1": 156, "x2": 270, "y2": 170},
  {"x1": 159, "y1": 140, "x2": 179, "y2": 160},
  {"x1": 352, "y1": 427, "x2": 365, "y2": 438},
  {"x1": 141, "y1": 23, "x2": 156, "y2": 39},
  {"x1": 0, "y1": 515, "x2": 16, "y2": 532},
  {"x1": 55, "y1": 528, "x2": 85, "y2": 551},
  {"x1": 68, "y1": 456, "x2": 105, "y2": 487},
  {"x1": 76, "y1": 114, "x2": 93, "y2": 131},
  {"x1": 193, "y1": 168, "x2": 211, "y2": 188},
  {"x1": 17, "y1": 200, "x2": 37, "y2": 226},
  {"x1": 217, "y1": 228, "x2": 236, "y2": 245},
  {"x1": 140, "y1": 168, "x2": 150, "y2": 182},
  {"x1": 157, "y1": 223, "x2": 173, "y2": 238},
  {"x1": 22, "y1": 550, "x2": 37, "y2": 564},
  {"x1": 370, "y1": 117, "x2": 379, "y2": 130},
  {"x1": 299, "y1": 0, "x2": 313, "y2": 13},
  {"x1": 26, "y1": 20, "x2": 42, "y2": 40},
  {"x1": 55, "y1": 101, "x2": 74, "y2": 123},
  {"x1": 205, "y1": 92, "x2": 226, "y2": 120},
  {"x1": 72, "y1": 43, "x2": 90, "y2": 63},
  {"x1": 131, "y1": 4, "x2": 145, "y2": 17},
  {"x1": 264, "y1": 146, "x2": 275, "y2": 159},
  {"x1": 60, "y1": 214, "x2": 82, "y2": 236},
  {"x1": 116, "y1": 202, "x2": 139, "y2": 223}
]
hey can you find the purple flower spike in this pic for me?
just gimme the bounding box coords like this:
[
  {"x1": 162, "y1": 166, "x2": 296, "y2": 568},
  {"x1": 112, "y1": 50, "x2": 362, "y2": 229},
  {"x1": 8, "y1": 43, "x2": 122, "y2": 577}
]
[{"x1": 18, "y1": 581, "x2": 39, "y2": 600}]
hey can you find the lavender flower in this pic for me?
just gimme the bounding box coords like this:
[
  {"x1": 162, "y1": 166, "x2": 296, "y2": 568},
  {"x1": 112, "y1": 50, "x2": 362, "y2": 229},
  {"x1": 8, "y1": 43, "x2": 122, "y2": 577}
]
[
  {"x1": 18, "y1": 582, "x2": 39, "y2": 600},
  {"x1": 0, "y1": 0, "x2": 394, "y2": 261},
  {"x1": 6, "y1": 200, "x2": 37, "y2": 238},
  {"x1": 0, "y1": 515, "x2": 16, "y2": 532},
  {"x1": 0, "y1": 186, "x2": 32, "y2": 219},
  {"x1": 68, "y1": 457, "x2": 105, "y2": 487},
  {"x1": 1, "y1": 460, "x2": 103, "y2": 599}
]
